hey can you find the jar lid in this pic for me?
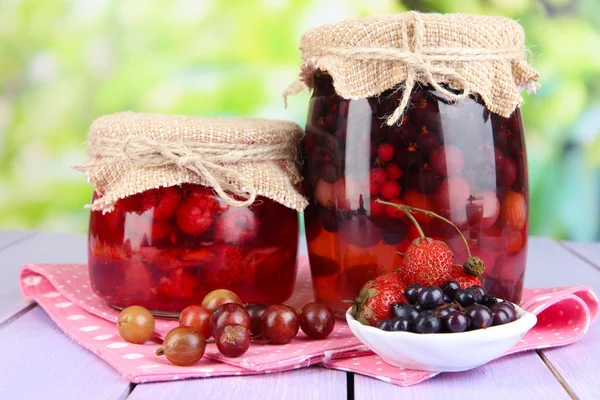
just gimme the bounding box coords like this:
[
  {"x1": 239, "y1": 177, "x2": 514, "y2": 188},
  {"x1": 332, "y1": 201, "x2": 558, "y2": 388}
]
[
  {"x1": 74, "y1": 112, "x2": 308, "y2": 212},
  {"x1": 285, "y1": 12, "x2": 540, "y2": 124}
]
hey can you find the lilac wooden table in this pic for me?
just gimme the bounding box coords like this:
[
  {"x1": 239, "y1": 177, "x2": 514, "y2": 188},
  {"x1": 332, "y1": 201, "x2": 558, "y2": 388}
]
[{"x1": 0, "y1": 233, "x2": 598, "y2": 400}]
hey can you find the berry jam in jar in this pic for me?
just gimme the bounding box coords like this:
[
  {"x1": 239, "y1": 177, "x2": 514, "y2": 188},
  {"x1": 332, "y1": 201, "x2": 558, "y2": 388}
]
[
  {"x1": 302, "y1": 74, "x2": 529, "y2": 313},
  {"x1": 88, "y1": 185, "x2": 299, "y2": 314},
  {"x1": 289, "y1": 13, "x2": 539, "y2": 314},
  {"x1": 79, "y1": 112, "x2": 307, "y2": 315}
]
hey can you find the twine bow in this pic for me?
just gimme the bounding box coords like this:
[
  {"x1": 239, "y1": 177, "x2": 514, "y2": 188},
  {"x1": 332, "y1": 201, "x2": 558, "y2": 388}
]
[
  {"x1": 75, "y1": 135, "x2": 296, "y2": 208},
  {"x1": 285, "y1": 11, "x2": 527, "y2": 126}
]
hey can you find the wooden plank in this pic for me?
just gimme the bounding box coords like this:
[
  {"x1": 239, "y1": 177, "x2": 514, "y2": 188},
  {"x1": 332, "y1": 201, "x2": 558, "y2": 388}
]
[
  {"x1": 562, "y1": 241, "x2": 600, "y2": 272},
  {"x1": 0, "y1": 306, "x2": 130, "y2": 400},
  {"x1": 0, "y1": 232, "x2": 87, "y2": 325},
  {"x1": 355, "y1": 352, "x2": 569, "y2": 399},
  {"x1": 529, "y1": 239, "x2": 600, "y2": 400},
  {"x1": 127, "y1": 367, "x2": 347, "y2": 400},
  {"x1": 0, "y1": 231, "x2": 37, "y2": 249},
  {"x1": 525, "y1": 238, "x2": 600, "y2": 289}
]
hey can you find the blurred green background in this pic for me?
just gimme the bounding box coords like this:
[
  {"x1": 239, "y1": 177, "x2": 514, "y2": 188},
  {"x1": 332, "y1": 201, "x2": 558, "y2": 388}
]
[{"x1": 1, "y1": 0, "x2": 599, "y2": 240}]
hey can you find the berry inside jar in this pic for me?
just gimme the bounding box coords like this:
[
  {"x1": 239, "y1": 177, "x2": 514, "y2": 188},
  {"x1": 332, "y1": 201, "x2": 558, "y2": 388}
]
[
  {"x1": 303, "y1": 73, "x2": 529, "y2": 314},
  {"x1": 88, "y1": 184, "x2": 299, "y2": 315}
]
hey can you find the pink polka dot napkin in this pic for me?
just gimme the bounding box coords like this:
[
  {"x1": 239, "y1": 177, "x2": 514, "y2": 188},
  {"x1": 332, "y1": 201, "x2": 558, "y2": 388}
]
[{"x1": 19, "y1": 258, "x2": 598, "y2": 386}]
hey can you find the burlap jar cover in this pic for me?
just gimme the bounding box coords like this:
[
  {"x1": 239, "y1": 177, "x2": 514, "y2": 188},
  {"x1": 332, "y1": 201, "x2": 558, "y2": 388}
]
[
  {"x1": 285, "y1": 11, "x2": 540, "y2": 125},
  {"x1": 74, "y1": 112, "x2": 308, "y2": 212}
]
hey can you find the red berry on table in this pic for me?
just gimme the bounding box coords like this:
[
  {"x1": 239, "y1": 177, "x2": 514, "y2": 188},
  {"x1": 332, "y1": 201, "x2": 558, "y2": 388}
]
[
  {"x1": 117, "y1": 306, "x2": 155, "y2": 344},
  {"x1": 351, "y1": 271, "x2": 407, "y2": 326},
  {"x1": 260, "y1": 304, "x2": 300, "y2": 344},
  {"x1": 201, "y1": 289, "x2": 243, "y2": 313},
  {"x1": 156, "y1": 327, "x2": 206, "y2": 366},
  {"x1": 176, "y1": 189, "x2": 217, "y2": 235},
  {"x1": 210, "y1": 303, "x2": 252, "y2": 337},
  {"x1": 214, "y1": 207, "x2": 258, "y2": 244},
  {"x1": 500, "y1": 191, "x2": 527, "y2": 231},
  {"x1": 377, "y1": 142, "x2": 395, "y2": 162},
  {"x1": 216, "y1": 324, "x2": 251, "y2": 358},
  {"x1": 498, "y1": 157, "x2": 517, "y2": 187},
  {"x1": 401, "y1": 238, "x2": 454, "y2": 287},
  {"x1": 430, "y1": 145, "x2": 464, "y2": 176},
  {"x1": 403, "y1": 190, "x2": 435, "y2": 223},
  {"x1": 245, "y1": 304, "x2": 268, "y2": 337},
  {"x1": 385, "y1": 163, "x2": 403, "y2": 181},
  {"x1": 381, "y1": 180, "x2": 401, "y2": 200},
  {"x1": 179, "y1": 305, "x2": 212, "y2": 339},
  {"x1": 300, "y1": 302, "x2": 336, "y2": 339},
  {"x1": 451, "y1": 265, "x2": 482, "y2": 289},
  {"x1": 315, "y1": 178, "x2": 334, "y2": 208},
  {"x1": 435, "y1": 175, "x2": 471, "y2": 212}
]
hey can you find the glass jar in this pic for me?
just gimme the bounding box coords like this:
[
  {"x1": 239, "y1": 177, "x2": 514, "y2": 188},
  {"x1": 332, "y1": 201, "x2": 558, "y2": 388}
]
[
  {"x1": 88, "y1": 184, "x2": 299, "y2": 315},
  {"x1": 302, "y1": 73, "x2": 529, "y2": 314}
]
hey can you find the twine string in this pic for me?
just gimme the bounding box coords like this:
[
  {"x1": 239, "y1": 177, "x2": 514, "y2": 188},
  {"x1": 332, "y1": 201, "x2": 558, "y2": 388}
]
[
  {"x1": 286, "y1": 11, "x2": 526, "y2": 126},
  {"x1": 77, "y1": 135, "x2": 296, "y2": 208}
]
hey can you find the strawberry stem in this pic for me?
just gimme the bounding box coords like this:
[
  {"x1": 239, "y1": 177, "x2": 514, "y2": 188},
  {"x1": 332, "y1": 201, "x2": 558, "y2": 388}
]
[{"x1": 376, "y1": 200, "x2": 471, "y2": 258}]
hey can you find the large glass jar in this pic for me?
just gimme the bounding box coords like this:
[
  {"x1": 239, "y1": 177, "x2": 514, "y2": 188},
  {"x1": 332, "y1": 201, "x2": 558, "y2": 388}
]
[
  {"x1": 303, "y1": 73, "x2": 529, "y2": 314},
  {"x1": 89, "y1": 184, "x2": 299, "y2": 315}
]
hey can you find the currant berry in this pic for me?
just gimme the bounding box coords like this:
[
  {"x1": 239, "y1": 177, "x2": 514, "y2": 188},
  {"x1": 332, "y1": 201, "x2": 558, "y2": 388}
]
[
  {"x1": 414, "y1": 312, "x2": 441, "y2": 334},
  {"x1": 377, "y1": 143, "x2": 395, "y2": 162},
  {"x1": 418, "y1": 286, "x2": 445, "y2": 310},
  {"x1": 442, "y1": 311, "x2": 470, "y2": 333},
  {"x1": 391, "y1": 303, "x2": 419, "y2": 322},
  {"x1": 390, "y1": 317, "x2": 413, "y2": 332},
  {"x1": 465, "y1": 304, "x2": 494, "y2": 329},
  {"x1": 404, "y1": 284, "x2": 423, "y2": 304}
]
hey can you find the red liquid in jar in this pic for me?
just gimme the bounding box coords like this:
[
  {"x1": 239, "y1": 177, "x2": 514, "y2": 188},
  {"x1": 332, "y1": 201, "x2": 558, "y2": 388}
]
[
  {"x1": 303, "y1": 74, "x2": 529, "y2": 314},
  {"x1": 88, "y1": 184, "x2": 299, "y2": 314}
]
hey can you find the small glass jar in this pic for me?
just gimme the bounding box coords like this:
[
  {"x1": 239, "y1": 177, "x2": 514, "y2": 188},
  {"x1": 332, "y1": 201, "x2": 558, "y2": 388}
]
[
  {"x1": 302, "y1": 73, "x2": 529, "y2": 314},
  {"x1": 89, "y1": 184, "x2": 299, "y2": 314}
]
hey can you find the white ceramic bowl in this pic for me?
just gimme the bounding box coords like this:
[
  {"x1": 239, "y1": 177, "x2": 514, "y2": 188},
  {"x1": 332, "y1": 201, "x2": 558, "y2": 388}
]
[{"x1": 345, "y1": 305, "x2": 537, "y2": 372}]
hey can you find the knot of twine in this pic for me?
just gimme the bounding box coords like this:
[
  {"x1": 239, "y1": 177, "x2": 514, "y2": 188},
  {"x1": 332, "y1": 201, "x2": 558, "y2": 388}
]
[
  {"x1": 286, "y1": 11, "x2": 525, "y2": 126},
  {"x1": 78, "y1": 135, "x2": 296, "y2": 208}
]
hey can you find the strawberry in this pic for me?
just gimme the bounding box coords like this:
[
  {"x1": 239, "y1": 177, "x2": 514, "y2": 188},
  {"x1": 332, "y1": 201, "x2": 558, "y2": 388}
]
[
  {"x1": 451, "y1": 265, "x2": 482, "y2": 289},
  {"x1": 351, "y1": 271, "x2": 407, "y2": 326},
  {"x1": 176, "y1": 189, "x2": 219, "y2": 234},
  {"x1": 400, "y1": 238, "x2": 453, "y2": 287},
  {"x1": 141, "y1": 186, "x2": 182, "y2": 220}
]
